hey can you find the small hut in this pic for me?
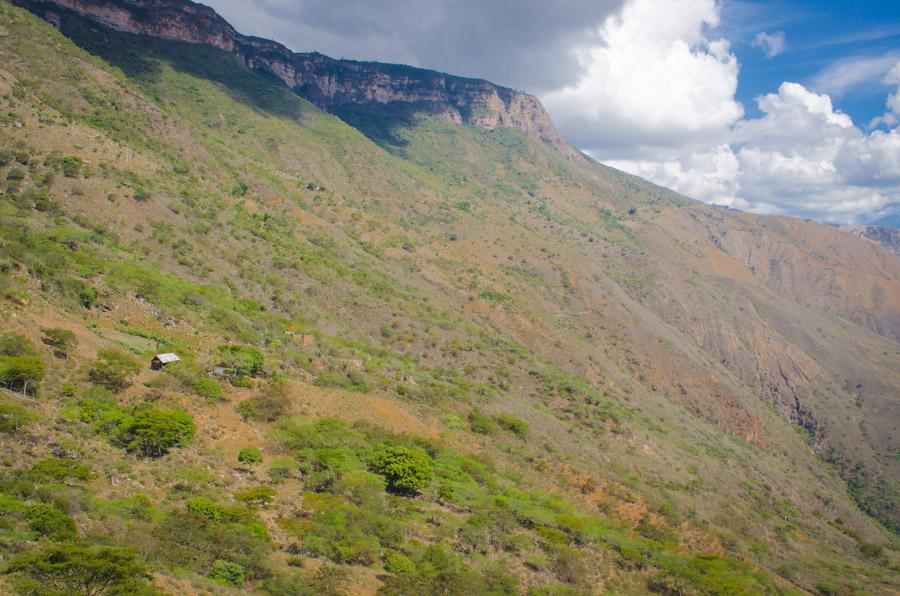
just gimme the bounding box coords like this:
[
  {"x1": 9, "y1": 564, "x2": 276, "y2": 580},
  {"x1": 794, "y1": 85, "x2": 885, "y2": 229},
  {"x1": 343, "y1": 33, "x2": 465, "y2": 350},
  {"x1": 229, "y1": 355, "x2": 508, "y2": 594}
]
[{"x1": 150, "y1": 353, "x2": 181, "y2": 370}]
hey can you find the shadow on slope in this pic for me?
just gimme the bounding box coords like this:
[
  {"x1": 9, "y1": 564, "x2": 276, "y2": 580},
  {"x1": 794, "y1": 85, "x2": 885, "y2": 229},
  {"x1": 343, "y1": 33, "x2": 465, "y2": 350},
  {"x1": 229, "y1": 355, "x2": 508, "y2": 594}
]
[{"x1": 20, "y1": 0, "x2": 311, "y2": 121}]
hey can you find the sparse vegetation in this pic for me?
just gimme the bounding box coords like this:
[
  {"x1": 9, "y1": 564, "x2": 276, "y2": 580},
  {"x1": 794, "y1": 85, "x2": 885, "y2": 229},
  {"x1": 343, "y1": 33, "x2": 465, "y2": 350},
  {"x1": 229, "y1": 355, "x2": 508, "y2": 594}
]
[{"x1": 0, "y1": 1, "x2": 895, "y2": 593}]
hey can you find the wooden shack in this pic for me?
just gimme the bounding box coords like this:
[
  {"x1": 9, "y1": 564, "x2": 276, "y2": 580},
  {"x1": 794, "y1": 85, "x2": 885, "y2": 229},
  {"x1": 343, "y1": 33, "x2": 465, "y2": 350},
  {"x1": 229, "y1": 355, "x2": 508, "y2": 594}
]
[{"x1": 150, "y1": 353, "x2": 181, "y2": 370}]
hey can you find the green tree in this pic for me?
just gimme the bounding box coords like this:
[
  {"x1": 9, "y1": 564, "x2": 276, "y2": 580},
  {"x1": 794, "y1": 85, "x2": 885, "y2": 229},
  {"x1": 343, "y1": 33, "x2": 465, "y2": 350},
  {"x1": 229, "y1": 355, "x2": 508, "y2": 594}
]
[
  {"x1": 372, "y1": 446, "x2": 434, "y2": 494},
  {"x1": 0, "y1": 356, "x2": 45, "y2": 394},
  {"x1": 115, "y1": 406, "x2": 195, "y2": 457},
  {"x1": 4, "y1": 544, "x2": 151, "y2": 595},
  {"x1": 0, "y1": 333, "x2": 38, "y2": 357},
  {"x1": 41, "y1": 327, "x2": 77, "y2": 359}
]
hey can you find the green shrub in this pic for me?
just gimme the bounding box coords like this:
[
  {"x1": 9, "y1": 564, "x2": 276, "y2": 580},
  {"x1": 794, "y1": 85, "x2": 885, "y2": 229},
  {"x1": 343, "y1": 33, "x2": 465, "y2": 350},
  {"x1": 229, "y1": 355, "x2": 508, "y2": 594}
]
[
  {"x1": 384, "y1": 552, "x2": 416, "y2": 575},
  {"x1": 371, "y1": 446, "x2": 434, "y2": 494},
  {"x1": 236, "y1": 399, "x2": 258, "y2": 420},
  {"x1": 26, "y1": 503, "x2": 77, "y2": 540},
  {"x1": 78, "y1": 286, "x2": 99, "y2": 309},
  {"x1": 495, "y1": 413, "x2": 529, "y2": 439},
  {"x1": 218, "y1": 344, "x2": 265, "y2": 377},
  {"x1": 132, "y1": 185, "x2": 150, "y2": 202},
  {"x1": 6, "y1": 168, "x2": 25, "y2": 181},
  {"x1": 269, "y1": 457, "x2": 296, "y2": 483},
  {"x1": 467, "y1": 409, "x2": 493, "y2": 435},
  {"x1": 859, "y1": 542, "x2": 884, "y2": 559},
  {"x1": 60, "y1": 156, "x2": 83, "y2": 178},
  {"x1": 87, "y1": 349, "x2": 140, "y2": 392},
  {"x1": 29, "y1": 458, "x2": 93, "y2": 483},
  {"x1": 40, "y1": 327, "x2": 77, "y2": 359},
  {"x1": 0, "y1": 397, "x2": 36, "y2": 433},
  {"x1": 195, "y1": 378, "x2": 223, "y2": 402},
  {"x1": 115, "y1": 405, "x2": 195, "y2": 457},
  {"x1": 234, "y1": 485, "x2": 276, "y2": 506},
  {"x1": 4, "y1": 545, "x2": 150, "y2": 595},
  {"x1": 238, "y1": 379, "x2": 291, "y2": 421},
  {"x1": 209, "y1": 559, "x2": 245, "y2": 587},
  {"x1": 238, "y1": 446, "x2": 263, "y2": 466},
  {"x1": 232, "y1": 375, "x2": 253, "y2": 388},
  {"x1": 186, "y1": 497, "x2": 224, "y2": 523},
  {"x1": 815, "y1": 580, "x2": 840, "y2": 595}
]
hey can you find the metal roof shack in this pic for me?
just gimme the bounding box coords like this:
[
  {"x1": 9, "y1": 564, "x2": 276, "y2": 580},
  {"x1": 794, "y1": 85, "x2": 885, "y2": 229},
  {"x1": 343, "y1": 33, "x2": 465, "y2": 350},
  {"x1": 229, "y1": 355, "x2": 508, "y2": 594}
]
[{"x1": 150, "y1": 353, "x2": 181, "y2": 370}]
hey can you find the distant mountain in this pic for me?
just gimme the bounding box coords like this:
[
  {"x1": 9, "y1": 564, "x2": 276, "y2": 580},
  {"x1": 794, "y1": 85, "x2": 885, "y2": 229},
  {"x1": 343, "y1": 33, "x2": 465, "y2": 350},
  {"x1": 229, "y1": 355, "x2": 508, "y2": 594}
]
[{"x1": 865, "y1": 202, "x2": 900, "y2": 229}]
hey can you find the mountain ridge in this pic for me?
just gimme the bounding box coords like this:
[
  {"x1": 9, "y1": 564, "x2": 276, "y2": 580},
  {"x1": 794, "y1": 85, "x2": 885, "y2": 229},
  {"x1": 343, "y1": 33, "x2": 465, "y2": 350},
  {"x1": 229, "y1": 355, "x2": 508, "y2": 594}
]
[{"x1": 20, "y1": 0, "x2": 577, "y2": 156}]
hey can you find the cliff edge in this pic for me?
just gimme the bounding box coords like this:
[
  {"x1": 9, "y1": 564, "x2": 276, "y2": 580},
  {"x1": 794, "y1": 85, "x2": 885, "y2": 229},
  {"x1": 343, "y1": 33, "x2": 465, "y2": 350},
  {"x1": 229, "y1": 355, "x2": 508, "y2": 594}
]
[{"x1": 23, "y1": 0, "x2": 576, "y2": 155}]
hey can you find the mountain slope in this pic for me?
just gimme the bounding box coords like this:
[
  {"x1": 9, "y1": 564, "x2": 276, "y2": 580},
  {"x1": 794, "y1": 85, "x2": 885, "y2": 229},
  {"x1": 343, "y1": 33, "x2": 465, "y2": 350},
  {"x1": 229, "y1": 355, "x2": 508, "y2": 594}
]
[{"x1": 0, "y1": 1, "x2": 898, "y2": 594}]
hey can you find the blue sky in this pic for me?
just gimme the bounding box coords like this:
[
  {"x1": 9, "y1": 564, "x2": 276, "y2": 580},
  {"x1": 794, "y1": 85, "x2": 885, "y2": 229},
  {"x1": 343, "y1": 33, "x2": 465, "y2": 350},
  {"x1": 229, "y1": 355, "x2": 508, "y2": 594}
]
[{"x1": 725, "y1": 0, "x2": 900, "y2": 124}]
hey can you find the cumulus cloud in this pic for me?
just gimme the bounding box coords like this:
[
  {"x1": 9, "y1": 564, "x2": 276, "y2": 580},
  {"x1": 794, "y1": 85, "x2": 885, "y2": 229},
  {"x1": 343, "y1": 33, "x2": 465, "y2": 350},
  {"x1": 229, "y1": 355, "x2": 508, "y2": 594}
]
[
  {"x1": 614, "y1": 82, "x2": 900, "y2": 222},
  {"x1": 540, "y1": 0, "x2": 900, "y2": 223},
  {"x1": 543, "y1": 0, "x2": 742, "y2": 155},
  {"x1": 606, "y1": 145, "x2": 740, "y2": 206},
  {"x1": 752, "y1": 31, "x2": 785, "y2": 58}
]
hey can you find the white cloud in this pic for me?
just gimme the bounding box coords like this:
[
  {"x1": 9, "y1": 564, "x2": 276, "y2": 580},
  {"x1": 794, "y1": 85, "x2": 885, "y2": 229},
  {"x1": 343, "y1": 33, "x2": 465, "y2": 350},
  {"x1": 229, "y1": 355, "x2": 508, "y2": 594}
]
[
  {"x1": 809, "y1": 53, "x2": 900, "y2": 98},
  {"x1": 752, "y1": 31, "x2": 785, "y2": 58},
  {"x1": 606, "y1": 145, "x2": 740, "y2": 206},
  {"x1": 543, "y1": 0, "x2": 743, "y2": 154},
  {"x1": 870, "y1": 61, "x2": 900, "y2": 129},
  {"x1": 543, "y1": 0, "x2": 900, "y2": 224}
]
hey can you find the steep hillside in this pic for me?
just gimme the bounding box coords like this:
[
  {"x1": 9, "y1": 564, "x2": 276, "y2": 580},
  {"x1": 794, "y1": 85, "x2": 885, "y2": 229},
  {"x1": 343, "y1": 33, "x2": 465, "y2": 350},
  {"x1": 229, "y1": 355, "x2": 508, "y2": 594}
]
[{"x1": 0, "y1": 1, "x2": 898, "y2": 594}]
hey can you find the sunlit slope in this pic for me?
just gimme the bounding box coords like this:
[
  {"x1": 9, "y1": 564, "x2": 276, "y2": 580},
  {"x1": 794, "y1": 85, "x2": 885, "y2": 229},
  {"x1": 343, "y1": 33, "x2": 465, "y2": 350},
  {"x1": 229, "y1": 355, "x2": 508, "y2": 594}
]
[{"x1": 0, "y1": 2, "x2": 898, "y2": 593}]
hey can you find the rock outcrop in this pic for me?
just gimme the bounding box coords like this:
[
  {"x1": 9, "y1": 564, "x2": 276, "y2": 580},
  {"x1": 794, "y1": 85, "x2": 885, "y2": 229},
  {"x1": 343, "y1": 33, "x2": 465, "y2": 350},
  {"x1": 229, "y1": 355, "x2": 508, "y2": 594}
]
[{"x1": 25, "y1": 0, "x2": 573, "y2": 153}]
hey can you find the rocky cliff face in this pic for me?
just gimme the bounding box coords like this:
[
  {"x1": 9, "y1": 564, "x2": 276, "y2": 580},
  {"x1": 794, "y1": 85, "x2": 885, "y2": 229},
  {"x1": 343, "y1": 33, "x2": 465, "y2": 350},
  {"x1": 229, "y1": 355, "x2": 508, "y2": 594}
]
[{"x1": 27, "y1": 0, "x2": 573, "y2": 153}]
